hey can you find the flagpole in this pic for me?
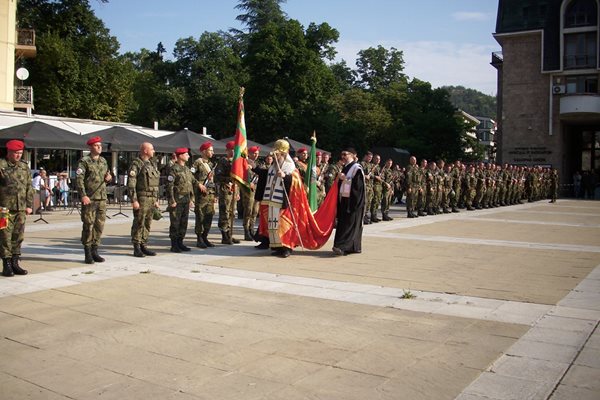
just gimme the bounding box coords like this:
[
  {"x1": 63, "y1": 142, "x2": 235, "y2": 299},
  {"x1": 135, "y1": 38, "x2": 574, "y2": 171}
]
[{"x1": 229, "y1": 87, "x2": 245, "y2": 238}]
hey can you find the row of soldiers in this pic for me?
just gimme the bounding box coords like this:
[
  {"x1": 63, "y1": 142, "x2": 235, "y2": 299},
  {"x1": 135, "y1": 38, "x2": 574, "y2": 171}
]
[{"x1": 402, "y1": 157, "x2": 559, "y2": 218}]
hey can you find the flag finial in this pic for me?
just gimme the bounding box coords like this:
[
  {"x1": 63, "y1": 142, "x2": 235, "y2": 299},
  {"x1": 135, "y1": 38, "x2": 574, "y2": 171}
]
[{"x1": 239, "y1": 87, "x2": 245, "y2": 99}]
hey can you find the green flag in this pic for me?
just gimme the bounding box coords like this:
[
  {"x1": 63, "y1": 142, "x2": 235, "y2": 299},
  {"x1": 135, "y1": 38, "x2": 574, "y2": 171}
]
[{"x1": 305, "y1": 133, "x2": 318, "y2": 211}]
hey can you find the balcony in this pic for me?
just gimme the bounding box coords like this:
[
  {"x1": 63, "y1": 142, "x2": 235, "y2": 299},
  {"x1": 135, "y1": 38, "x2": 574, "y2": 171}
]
[
  {"x1": 15, "y1": 29, "x2": 36, "y2": 59},
  {"x1": 14, "y1": 86, "x2": 34, "y2": 109},
  {"x1": 559, "y1": 94, "x2": 600, "y2": 122},
  {"x1": 491, "y1": 51, "x2": 503, "y2": 68}
]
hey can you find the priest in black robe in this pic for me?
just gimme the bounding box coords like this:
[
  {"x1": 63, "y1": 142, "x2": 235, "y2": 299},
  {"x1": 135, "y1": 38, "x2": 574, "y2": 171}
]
[{"x1": 333, "y1": 148, "x2": 365, "y2": 256}]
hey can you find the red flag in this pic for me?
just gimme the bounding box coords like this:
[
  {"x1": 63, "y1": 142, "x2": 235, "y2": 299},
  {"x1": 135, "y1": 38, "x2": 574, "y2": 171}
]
[{"x1": 231, "y1": 87, "x2": 249, "y2": 189}]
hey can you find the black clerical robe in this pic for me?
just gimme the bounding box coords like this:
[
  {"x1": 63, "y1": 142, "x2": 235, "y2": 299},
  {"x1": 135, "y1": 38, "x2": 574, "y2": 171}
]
[{"x1": 333, "y1": 161, "x2": 365, "y2": 253}]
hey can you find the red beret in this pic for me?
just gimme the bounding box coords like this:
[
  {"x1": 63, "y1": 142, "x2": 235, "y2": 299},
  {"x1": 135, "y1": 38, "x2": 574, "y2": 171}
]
[
  {"x1": 86, "y1": 136, "x2": 102, "y2": 146},
  {"x1": 226, "y1": 141, "x2": 235, "y2": 150},
  {"x1": 248, "y1": 146, "x2": 260, "y2": 153},
  {"x1": 199, "y1": 142, "x2": 213, "y2": 152},
  {"x1": 316, "y1": 151, "x2": 322, "y2": 156},
  {"x1": 297, "y1": 147, "x2": 307, "y2": 154},
  {"x1": 6, "y1": 139, "x2": 25, "y2": 151},
  {"x1": 175, "y1": 147, "x2": 189, "y2": 155}
]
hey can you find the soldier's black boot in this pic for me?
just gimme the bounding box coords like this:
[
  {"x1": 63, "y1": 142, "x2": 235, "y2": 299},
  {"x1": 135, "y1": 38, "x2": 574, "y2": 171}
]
[
  {"x1": 91, "y1": 246, "x2": 105, "y2": 263},
  {"x1": 202, "y1": 234, "x2": 215, "y2": 248},
  {"x1": 11, "y1": 256, "x2": 28, "y2": 275},
  {"x1": 170, "y1": 238, "x2": 181, "y2": 253},
  {"x1": 2, "y1": 258, "x2": 14, "y2": 277},
  {"x1": 196, "y1": 236, "x2": 207, "y2": 249},
  {"x1": 221, "y1": 231, "x2": 232, "y2": 245},
  {"x1": 244, "y1": 228, "x2": 253, "y2": 241},
  {"x1": 84, "y1": 246, "x2": 95, "y2": 264},
  {"x1": 133, "y1": 243, "x2": 145, "y2": 258},
  {"x1": 382, "y1": 213, "x2": 393, "y2": 221},
  {"x1": 371, "y1": 214, "x2": 380, "y2": 223},
  {"x1": 140, "y1": 244, "x2": 156, "y2": 256},
  {"x1": 178, "y1": 239, "x2": 191, "y2": 252},
  {"x1": 231, "y1": 235, "x2": 240, "y2": 244}
]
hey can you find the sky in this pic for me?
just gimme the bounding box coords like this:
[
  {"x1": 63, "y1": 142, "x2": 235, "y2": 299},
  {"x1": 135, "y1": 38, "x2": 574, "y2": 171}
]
[{"x1": 91, "y1": 0, "x2": 500, "y2": 95}]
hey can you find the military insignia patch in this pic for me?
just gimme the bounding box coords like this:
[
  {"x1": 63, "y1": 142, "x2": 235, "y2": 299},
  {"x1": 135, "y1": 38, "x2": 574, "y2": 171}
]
[
  {"x1": 167, "y1": 175, "x2": 174, "y2": 182},
  {"x1": 129, "y1": 170, "x2": 136, "y2": 177},
  {"x1": 190, "y1": 167, "x2": 196, "y2": 173},
  {"x1": 76, "y1": 168, "x2": 83, "y2": 175}
]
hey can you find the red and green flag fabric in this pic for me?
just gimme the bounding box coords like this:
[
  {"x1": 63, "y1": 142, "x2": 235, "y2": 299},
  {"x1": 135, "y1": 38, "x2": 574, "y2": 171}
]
[
  {"x1": 304, "y1": 133, "x2": 318, "y2": 212},
  {"x1": 231, "y1": 88, "x2": 250, "y2": 189}
]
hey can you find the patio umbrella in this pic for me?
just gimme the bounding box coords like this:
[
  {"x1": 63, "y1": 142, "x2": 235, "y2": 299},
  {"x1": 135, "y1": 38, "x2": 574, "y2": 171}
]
[
  {"x1": 220, "y1": 136, "x2": 273, "y2": 156},
  {"x1": 154, "y1": 128, "x2": 226, "y2": 155},
  {"x1": 0, "y1": 121, "x2": 82, "y2": 149},
  {"x1": 81, "y1": 126, "x2": 169, "y2": 152}
]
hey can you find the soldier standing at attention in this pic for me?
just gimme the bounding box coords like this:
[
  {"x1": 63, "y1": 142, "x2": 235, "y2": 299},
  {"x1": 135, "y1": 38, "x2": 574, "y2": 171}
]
[
  {"x1": 359, "y1": 152, "x2": 374, "y2": 224},
  {"x1": 295, "y1": 147, "x2": 309, "y2": 185},
  {"x1": 242, "y1": 145, "x2": 261, "y2": 241},
  {"x1": 167, "y1": 148, "x2": 195, "y2": 253},
  {"x1": 380, "y1": 158, "x2": 394, "y2": 221},
  {"x1": 0, "y1": 140, "x2": 33, "y2": 276},
  {"x1": 405, "y1": 156, "x2": 419, "y2": 218},
  {"x1": 128, "y1": 142, "x2": 160, "y2": 258},
  {"x1": 77, "y1": 136, "x2": 112, "y2": 264},
  {"x1": 214, "y1": 141, "x2": 240, "y2": 245},
  {"x1": 192, "y1": 142, "x2": 217, "y2": 248},
  {"x1": 370, "y1": 154, "x2": 383, "y2": 223}
]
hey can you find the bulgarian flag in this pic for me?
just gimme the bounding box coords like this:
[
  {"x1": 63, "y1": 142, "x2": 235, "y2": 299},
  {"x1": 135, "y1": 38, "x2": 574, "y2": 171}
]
[
  {"x1": 231, "y1": 87, "x2": 250, "y2": 189},
  {"x1": 305, "y1": 132, "x2": 318, "y2": 211}
]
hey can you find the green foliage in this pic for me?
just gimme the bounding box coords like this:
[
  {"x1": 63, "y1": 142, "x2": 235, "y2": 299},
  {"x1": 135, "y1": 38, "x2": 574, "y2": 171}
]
[
  {"x1": 443, "y1": 85, "x2": 497, "y2": 119},
  {"x1": 16, "y1": 0, "x2": 490, "y2": 164},
  {"x1": 17, "y1": 0, "x2": 133, "y2": 120}
]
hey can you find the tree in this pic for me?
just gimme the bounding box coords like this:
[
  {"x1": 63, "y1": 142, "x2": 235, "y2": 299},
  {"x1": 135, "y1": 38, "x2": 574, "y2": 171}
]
[
  {"x1": 355, "y1": 46, "x2": 406, "y2": 91},
  {"x1": 17, "y1": 0, "x2": 134, "y2": 120},
  {"x1": 235, "y1": 0, "x2": 287, "y2": 33},
  {"x1": 443, "y1": 85, "x2": 497, "y2": 119},
  {"x1": 243, "y1": 19, "x2": 337, "y2": 143}
]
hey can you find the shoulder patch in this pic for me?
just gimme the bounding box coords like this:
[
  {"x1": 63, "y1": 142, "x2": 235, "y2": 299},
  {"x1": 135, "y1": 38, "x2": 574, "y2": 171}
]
[
  {"x1": 76, "y1": 168, "x2": 84, "y2": 175},
  {"x1": 129, "y1": 170, "x2": 136, "y2": 177},
  {"x1": 167, "y1": 175, "x2": 174, "y2": 182},
  {"x1": 190, "y1": 167, "x2": 196, "y2": 173}
]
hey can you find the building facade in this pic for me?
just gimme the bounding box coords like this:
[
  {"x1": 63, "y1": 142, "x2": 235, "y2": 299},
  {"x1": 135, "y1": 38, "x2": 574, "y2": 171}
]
[
  {"x1": 0, "y1": 0, "x2": 36, "y2": 112},
  {"x1": 493, "y1": 0, "x2": 600, "y2": 186}
]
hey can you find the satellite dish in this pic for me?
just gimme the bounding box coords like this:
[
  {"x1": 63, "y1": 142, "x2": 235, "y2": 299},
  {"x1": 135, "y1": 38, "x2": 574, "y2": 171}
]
[{"x1": 16, "y1": 67, "x2": 29, "y2": 81}]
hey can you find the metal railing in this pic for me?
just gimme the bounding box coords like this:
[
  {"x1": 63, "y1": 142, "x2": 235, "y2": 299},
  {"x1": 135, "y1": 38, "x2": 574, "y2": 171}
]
[
  {"x1": 14, "y1": 86, "x2": 33, "y2": 106},
  {"x1": 16, "y1": 29, "x2": 35, "y2": 46}
]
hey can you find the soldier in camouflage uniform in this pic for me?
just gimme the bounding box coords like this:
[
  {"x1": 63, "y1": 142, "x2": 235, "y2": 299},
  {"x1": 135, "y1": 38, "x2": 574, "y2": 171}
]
[
  {"x1": 0, "y1": 140, "x2": 33, "y2": 276},
  {"x1": 166, "y1": 147, "x2": 195, "y2": 252},
  {"x1": 380, "y1": 158, "x2": 394, "y2": 221},
  {"x1": 450, "y1": 161, "x2": 462, "y2": 212},
  {"x1": 360, "y1": 152, "x2": 375, "y2": 224},
  {"x1": 441, "y1": 162, "x2": 453, "y2": 213},
  {"x1": 192, "y1": 142, "x2": 217, "y2": 248},
  {"x1": 242, "y1": 146, "x2": 261, "y2": 241},
  {"x1": 128, "y1": 142, "x2": 160, "y2": 258},
  {"x1": 325, "y1": 158, "x2": 342, "y2": 194},
  {"x1": 370, "y1": 154, "x2": 383, "y2": 222},
  {"x1": 214, "y1": 141, "x2": 240, "y2": 244},
  {"x1": 405, "y1": 156, "x2": 420, "y2": 218},
  {"x1": 549, "y1": 168, "x2": 559, "y2": 203},
  {"x1": 77, "y1": 136, "x2": 112, "y2": 264},
  {"x1": 425, "y1": 161, "x2": 435, "y2": 215},
  {"x1": 416, "y1": 159, "x2": 427, "y2": 216},
  {"x1": 464, "y1": 164, "x2": 477, "y2": 210}
]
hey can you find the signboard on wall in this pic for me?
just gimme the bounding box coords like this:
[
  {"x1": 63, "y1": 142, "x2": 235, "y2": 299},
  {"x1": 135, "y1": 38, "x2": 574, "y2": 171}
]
[{"x1": 506, "y1": 146, "x2": 552, "y2": 163}]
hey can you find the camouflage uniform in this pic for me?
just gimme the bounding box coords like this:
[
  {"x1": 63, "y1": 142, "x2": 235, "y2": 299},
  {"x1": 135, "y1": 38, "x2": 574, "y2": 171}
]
[
  {"x1": 76, "y1": 155, "x2": 109, "y2": 248},
  {"x1": 128, "y1": 157, "x2": 160, "y2": 248},
  {"x1": 464, "y1": 169, "x2": 477, "y2": 210},
  {"x1": 241, "y1": 161, "x2": 259, "y2": 240},
  {"x1": 214, "y1": 156, "x2": 238, "y2": 243},
  {"x1": 450, "y1": 166, "x2": 461, "y2": 212},
  {"x1": 0, "y1": 158, "x2": 33, "y2": 261},
  {"x1": 360, "y1": 160, "x2": 375, "y2": 223},
  {"x1": 325, "y1": 162, "x2": 341, "y2": 194},
  {"x1": 370, "y1": 164, "x2": 383, "y2": 221},
  {"x1": 166, "y1": 163, "x2": 195, "y2": 249},
  {"x1": 380, "y1": 165, "x2": 394, "y2": 220},
  {"x1": 192, "y1": 157, "x2": 216, "y2": 247},
  {"x1": 405, "y1": 164, "x2": 420, "y2": 218}
]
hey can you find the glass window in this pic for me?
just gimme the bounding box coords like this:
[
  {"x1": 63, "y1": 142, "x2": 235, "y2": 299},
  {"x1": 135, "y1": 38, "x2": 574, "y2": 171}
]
[
  {"x1": 565, "y1": 75, "x2": 599, "y2": 94},
  {"x1": 564, "y1": 0, "x2": 598, "y2": 28},
  {"x1": 564, "y1": 32, "x2": 597, "y2": 69}
]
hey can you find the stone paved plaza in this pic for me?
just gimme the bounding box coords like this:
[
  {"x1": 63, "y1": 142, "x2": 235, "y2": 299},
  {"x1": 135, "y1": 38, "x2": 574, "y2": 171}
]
[{"x1": 0, "y1": 199, "x2": 599, "y2": 399}]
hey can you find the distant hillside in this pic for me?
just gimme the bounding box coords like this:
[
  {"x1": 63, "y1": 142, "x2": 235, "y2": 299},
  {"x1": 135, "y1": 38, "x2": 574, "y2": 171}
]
[{"x1": 442, "y1": 86, "x2": 497, "y2": 119}]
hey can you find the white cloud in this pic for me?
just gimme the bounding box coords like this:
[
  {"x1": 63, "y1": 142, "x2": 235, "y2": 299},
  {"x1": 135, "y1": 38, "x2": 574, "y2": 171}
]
[
  {"x1": 452, "y1": 11, "x2": 491, "y2": 22},
  {"x1": 335, "y1": 39, "x2": 498, "y2": 95}
]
